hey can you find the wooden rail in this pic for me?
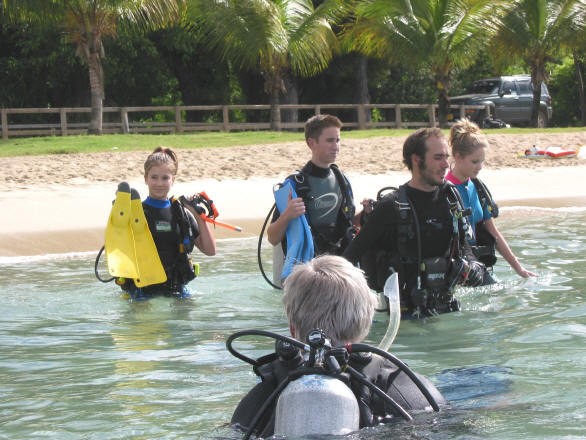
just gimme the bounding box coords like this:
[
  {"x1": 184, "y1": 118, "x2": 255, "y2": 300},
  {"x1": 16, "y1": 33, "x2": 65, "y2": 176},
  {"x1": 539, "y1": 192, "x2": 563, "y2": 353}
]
[{"x1": 0, "y1": 103, "x2": 490, "y2": 139}]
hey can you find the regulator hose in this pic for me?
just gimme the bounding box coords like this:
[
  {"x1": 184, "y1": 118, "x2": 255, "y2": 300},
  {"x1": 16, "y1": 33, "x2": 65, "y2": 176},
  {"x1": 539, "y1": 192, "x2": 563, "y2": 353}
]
[
  {"x1": 94, "y1": 245, "x2": 115, "y2": 283},
  {"x1": 256, "y1": 203, "x2": 282, "y2": 289}
]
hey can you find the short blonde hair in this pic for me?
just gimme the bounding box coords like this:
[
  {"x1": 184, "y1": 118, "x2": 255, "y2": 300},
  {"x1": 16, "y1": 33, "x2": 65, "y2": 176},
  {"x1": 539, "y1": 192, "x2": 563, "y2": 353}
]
[
  {"x1": 449, "y1": 119, "x2": 489, "y2": 157},
  {"x1": 282, "y1": 255, "x2": 377, "y2": 347},
  {"x1": 144, "y1": 146, "x2": 178, "y2": 177}
]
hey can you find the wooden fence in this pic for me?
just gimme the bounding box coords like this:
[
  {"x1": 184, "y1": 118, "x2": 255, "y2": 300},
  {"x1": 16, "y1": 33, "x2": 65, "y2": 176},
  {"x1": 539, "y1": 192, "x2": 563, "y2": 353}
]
[{"x1": 0, "y1": 103, "x2": 491, "y2": 138}]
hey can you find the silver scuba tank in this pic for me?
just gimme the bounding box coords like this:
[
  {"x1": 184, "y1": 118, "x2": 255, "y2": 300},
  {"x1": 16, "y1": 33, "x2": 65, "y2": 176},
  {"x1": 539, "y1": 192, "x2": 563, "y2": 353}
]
[{"x1": 274, "y1": 374, "x2": 360, "y2": 437}]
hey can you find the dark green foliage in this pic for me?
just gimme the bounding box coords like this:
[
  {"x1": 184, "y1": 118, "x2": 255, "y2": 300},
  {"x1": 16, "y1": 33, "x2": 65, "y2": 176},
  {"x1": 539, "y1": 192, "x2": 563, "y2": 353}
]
[
  {"x1": 1, "y1": 9, "x2": 583, "y2": 128},
  {"x1": 0, "y1": 17, "x2": 87, "y2": 110},
  {"x1": 149, "y1": 26, "x2": 233, "y2": 107},
  {"x1": 548, "y1": 54, "x2": 586, "y2": 126}
]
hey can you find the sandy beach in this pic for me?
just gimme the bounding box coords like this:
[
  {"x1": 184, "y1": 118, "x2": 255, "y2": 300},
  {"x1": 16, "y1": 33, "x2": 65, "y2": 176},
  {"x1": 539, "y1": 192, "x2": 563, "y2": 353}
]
[{"x1": 1, "y1": 130, "x2": 585, "y2": 257}]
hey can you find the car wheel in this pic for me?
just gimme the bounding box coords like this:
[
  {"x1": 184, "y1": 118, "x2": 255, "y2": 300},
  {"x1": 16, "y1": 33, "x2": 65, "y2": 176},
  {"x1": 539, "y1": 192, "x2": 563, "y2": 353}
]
[{"x1": 537, "y1": 110, "x2": 547, "y2": 128}]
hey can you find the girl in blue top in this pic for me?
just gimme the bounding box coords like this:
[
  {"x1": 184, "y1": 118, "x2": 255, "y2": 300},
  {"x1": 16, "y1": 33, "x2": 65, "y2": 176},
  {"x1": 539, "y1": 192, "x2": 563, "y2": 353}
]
[{"x1": 446, "y1": 119, "x2": 536, "y2": 280}]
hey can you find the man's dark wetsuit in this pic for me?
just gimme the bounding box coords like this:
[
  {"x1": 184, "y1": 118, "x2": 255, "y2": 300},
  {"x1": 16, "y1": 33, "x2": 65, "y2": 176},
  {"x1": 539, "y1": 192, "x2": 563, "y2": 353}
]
[
  {"x1": 126, "y1": 197, "x2": 199, "y2": 296},
  {"x1": 273, "y1": 161, "x2": 355, "y2": 256},
  {"x1": 343, "y1": 183, "x2": 478, "y2": 317},
  {"x1": 231, "y1": 352, "x2": 446, "y2": 437}
]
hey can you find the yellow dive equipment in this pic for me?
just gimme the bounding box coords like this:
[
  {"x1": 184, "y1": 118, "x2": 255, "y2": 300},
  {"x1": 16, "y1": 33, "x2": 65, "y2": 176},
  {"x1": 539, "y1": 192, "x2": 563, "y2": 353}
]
[
  {"x1": 104, "y1": 182, "x2": 138, "y2": 279},
  {"x1": 104, "y1": 182, "x2": 166, "y2": 288},
  {"x1": 129, "y1": 188, "x2": 167, "y2": 287}
]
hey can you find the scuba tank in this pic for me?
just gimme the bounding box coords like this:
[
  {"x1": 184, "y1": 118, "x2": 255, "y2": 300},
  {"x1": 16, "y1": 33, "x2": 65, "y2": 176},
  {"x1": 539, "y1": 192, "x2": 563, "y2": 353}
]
[
  {"x1": 274, "y1": 330, "x2": 359, "y2": 437},
  {"x1": 275, "y1": 374, "x2": 359, "y2": 436},
  {"x1": 226, "y1": 329, "x2": 443, "y2": 439}
]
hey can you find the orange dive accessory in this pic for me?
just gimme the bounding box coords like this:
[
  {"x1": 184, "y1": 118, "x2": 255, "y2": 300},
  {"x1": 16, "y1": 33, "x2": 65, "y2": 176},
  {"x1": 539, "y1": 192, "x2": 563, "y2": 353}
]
[{"x1": 179, "y1": 193, "x2": 242, "y2": 232}]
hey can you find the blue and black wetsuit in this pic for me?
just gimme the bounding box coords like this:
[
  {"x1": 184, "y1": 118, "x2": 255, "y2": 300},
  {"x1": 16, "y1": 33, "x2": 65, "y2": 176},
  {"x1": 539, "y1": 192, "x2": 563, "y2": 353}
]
[{"x1": 129, "y1": 197, "x2": 199, "y2": 297}]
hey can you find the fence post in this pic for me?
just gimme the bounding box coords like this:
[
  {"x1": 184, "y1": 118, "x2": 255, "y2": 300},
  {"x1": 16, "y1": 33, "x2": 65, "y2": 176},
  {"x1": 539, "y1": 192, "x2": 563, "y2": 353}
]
[
  {"x1": 485, "y1": 105, "x2": 491, "y2": 118},
  {"x1": 429, "y1": 104, "x2": 436, "y2": 127},
  {"x1": 357, "y1": 104, "x2": 366, "y2": 130},
  {"x1": 315, "y1": 105, "x2": 321, "y2": 116},
  {"x1": 459, "y1": 105, "x2": 466, "y2": 120},
  {"x1": 175, "y1": 106, "x2": 183, "y2": 133},
  {"x1": 222, "y1": 106, "x2": 230, "y2": 132},
  {"x1": 395, "y1": 104, "x2": 402, "y2": 129},
  {"x1": 60, "y1": 108, "x2": 68, "y2": 136},
  {"x1": 121, "y1": 108, "x2": 129, "y2": 134},
  {"x1": 1, "y1": 109, "x2": 7, "y2": 139}
]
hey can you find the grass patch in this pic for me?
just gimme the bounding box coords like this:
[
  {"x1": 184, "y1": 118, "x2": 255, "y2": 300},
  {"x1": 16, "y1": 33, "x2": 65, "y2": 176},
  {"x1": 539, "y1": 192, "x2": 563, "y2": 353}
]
[{"x1": 0, "y1": 126, "x2": 583, "y2": 157}]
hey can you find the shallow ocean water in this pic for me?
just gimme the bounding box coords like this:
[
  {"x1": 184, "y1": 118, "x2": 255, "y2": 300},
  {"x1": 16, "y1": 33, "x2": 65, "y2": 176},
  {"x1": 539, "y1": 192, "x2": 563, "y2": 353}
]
[{"x1": 0, "y1": 206, "x2": 584, "y2": 439}]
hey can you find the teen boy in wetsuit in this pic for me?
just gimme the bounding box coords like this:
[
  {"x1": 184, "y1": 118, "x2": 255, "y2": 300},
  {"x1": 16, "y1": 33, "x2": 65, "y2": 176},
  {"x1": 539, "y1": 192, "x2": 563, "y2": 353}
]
[
  {"x1": 267, "y1": 114, "x2": 371, "y2": 257},
  {"x1": 343, "y1": 128, "x2": 485, "y2": 318}
]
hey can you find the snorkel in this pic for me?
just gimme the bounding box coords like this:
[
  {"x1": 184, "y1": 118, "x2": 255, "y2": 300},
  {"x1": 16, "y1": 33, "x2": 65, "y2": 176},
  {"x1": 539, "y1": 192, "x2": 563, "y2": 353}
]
[
  {"x1": 378, "y1": 272, "x2": 401, "y2": 352},
  {"x1": 179, "y1": 192, "x2": 242, "y2": 232}
]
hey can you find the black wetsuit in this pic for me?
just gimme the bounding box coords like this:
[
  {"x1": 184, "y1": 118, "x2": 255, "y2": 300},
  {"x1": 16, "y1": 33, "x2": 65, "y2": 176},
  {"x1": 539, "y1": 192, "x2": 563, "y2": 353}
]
[
  {"x1": 139, "y1": 197, "x2": 199, "y2": 295},
  {"x1": 343, "y1": 183, "x2": 477, "y2": 316},
  {"x1": 231, "y1": 352, "x2": 447, "y2": 437},
  {"x1": 273, "y1": 161, "x2": 355, "y2": 256}
]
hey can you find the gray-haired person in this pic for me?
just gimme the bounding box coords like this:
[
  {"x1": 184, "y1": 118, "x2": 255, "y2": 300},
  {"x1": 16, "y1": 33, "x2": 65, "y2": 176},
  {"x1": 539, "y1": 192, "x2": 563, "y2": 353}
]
[{"x1": 231, "y1": 255, "x2": 446, "y2": 437}]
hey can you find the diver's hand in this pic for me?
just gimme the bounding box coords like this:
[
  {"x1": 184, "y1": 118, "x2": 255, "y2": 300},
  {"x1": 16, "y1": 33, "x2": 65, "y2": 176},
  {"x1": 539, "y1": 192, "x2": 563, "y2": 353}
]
[
  {"x1": 180, "y1": 195, "x2": 205, "y2": 215},
  {"x1": 282, "y1": 190, "x2": 305, "y2": 220},
  {"x1": 512, "y1": 260, "x2": 537, "y2": 278},
  {"x1": 465, "y1": 261, "x2": 485, "y2": 287},
  {"x1": 361, "y1": 198, "x2": 375, "y2": 214}
]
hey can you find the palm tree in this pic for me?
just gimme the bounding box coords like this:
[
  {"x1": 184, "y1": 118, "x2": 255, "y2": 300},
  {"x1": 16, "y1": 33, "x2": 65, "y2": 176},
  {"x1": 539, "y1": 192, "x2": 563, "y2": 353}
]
[
  {"x1": 340, "y1": 0, "x2": 506, "y2": 126},
  {"x1": 492, "y1": 0, "x2": 586, "y2": 127},
  {"x1": 3, "y1": 0, "x2": 183, "y2": 134},
  {"x1": 189, "y1": 0, "x2": 341, "y2": 130}
]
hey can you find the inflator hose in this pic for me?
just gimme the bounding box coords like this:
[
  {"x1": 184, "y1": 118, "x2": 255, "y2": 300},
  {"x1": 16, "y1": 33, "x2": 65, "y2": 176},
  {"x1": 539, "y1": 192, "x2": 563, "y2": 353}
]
[
  {"x1": 346, "y1": 343, "x2": 441, "y2": 412},
  {"x1": 226, "y1": 329, "x2": 308, "y2": 366}
]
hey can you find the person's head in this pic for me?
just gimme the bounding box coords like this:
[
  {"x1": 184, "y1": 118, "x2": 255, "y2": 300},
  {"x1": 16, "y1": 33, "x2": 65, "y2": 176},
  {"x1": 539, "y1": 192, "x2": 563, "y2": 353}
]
[
  {"x1": 144, "y1": 146, "x2": 178, "y2": 200},
  {"x1": 282, "y1": 255, "x2": 377, "y2": 347},
  {"x1": 449, "y1": 119, "x2": 488, "y2": 180},
  {"x1": 304, "y1": 114, "x2": 343, "y2": 168},
  {"x1": 403, "y1": 128, "x2": 449, "y2": 188}
]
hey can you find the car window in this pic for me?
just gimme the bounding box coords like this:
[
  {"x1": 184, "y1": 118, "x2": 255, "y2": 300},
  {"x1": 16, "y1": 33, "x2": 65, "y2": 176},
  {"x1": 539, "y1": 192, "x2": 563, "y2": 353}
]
[
  {"x1": 527, "y1": 82, "x2": 551, "y2": 100},
  {"x1": 501, "y1": 81, "x2": 516, "y2": 94},
  {"x1": 469, "y1": 80, "x2": 499, "y2": 94},
  {"x1": 516, "y1": 80, "x2": 531, "y2": 94}
]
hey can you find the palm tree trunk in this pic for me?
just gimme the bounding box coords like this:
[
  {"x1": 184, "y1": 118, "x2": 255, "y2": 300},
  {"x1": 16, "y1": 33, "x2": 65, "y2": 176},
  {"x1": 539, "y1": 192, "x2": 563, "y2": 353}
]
[
  {"x1": 270, "y1": 87, "x2": 281, "y2": 131},
  {"x1": 88, "y1": 53, "x2": 103, "y2": 135},
  {"x1": 354, "y1": 56, "x2": 371, "y2": 124},
  {"x1": 281, "y1": 72, "x2": 299, "y2": 126},
  {"x1": 573, "y1": 50, "x2": 586, "y2": 126},
  {"x1": 529, "y1": 67, "x2": 545, "y2": 128},
  {"x1": 530, "y1": 80, "x2": 542, "y2": 128},
  {"x1": 436, "y1": 74, "x2": 450, "y2": 128}
]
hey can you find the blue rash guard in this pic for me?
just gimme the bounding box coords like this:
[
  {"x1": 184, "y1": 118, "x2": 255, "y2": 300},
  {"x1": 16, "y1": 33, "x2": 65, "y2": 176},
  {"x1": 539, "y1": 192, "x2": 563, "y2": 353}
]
[{"x1": 445, "y1": 171, "x2": 491, "y2": 243}]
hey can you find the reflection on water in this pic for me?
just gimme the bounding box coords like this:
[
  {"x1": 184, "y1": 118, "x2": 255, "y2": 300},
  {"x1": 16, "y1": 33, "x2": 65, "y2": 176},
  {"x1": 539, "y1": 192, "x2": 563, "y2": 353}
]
[{"x1": 0, "y1": 208, "x2": 584, "y2": 439}]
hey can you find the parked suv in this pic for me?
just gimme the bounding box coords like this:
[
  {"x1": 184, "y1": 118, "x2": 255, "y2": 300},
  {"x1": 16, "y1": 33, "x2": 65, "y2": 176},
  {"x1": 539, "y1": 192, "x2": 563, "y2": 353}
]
[{"x1": 449, "y1": 75, "x2": 553, "y2": 127}]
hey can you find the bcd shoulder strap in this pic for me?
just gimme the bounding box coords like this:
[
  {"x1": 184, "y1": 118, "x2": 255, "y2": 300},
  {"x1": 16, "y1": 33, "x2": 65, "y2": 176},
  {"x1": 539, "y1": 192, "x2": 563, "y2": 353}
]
[
  {"x1": 171, "y1": 197, "x2": 196, "y2": 254},
  {"x1": 471, "y1": 177, "x2": 499, "y2": 218}
]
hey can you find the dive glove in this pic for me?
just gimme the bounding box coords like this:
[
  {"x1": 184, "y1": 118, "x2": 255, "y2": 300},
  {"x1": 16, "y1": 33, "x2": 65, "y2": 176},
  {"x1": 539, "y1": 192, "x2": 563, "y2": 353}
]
[{"x1": 465, "y1": 261, "x2": 485, "y2": 287}]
